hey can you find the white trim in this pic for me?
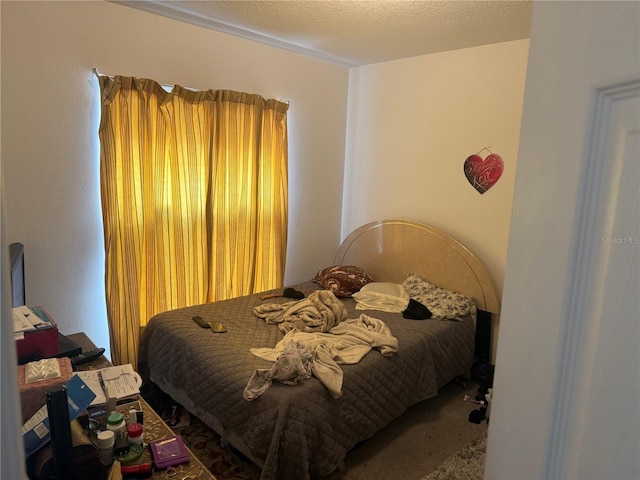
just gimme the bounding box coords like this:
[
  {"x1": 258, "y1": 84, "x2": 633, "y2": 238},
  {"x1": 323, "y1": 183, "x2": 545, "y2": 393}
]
[{"x1": 545, "y1": 77, "x2": 640, "y2": 479}]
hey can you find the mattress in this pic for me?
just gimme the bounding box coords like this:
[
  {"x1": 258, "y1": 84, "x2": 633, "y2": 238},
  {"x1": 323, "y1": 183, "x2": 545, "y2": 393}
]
[{"x1": 138, "y1": 280, "x2": 475, "y2": 479}]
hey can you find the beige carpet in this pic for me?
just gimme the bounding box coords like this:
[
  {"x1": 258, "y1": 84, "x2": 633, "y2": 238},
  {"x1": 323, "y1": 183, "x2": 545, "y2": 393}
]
[
  {"x1": 169, "y1": 380, "x2": 488, "y2": 480},
  {"x1": 421, "y1": 432, "x2": 487, "y2": 480},
  {"x1": 323, "y1": 380, "x2": 488, "y2": 480}
]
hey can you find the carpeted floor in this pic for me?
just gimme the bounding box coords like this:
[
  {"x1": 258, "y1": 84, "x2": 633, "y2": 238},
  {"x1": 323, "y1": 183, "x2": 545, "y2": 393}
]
[
  {"x1": 421, "y1": 432, "x2": 487, "y2": 480},
  {"x1": 172, "y1": 416, "x2": 261, "y2": 479},
  {"x1": 161, "y1": 380, "x2": 488, "y2": 480}
]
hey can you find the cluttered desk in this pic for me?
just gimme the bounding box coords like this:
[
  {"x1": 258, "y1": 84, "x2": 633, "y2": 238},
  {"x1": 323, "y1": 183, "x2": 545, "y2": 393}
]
[{"x1": 17, "y1": 326, "x2": 215, "y2": 480}]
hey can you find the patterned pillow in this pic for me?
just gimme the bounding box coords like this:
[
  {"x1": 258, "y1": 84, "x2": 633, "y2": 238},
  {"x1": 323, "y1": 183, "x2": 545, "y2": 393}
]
[
  {"x1": 313, "y1": 265, "x2": 373, "y2": 298},
  {"x1": 402, "y1": 273, "x2": 476, "y2": 321}
]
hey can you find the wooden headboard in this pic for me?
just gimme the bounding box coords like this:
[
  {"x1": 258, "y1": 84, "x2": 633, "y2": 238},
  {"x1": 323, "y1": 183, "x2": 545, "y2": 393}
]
[{"x1": 335, "y1": 219, "x2": 501, "y2": 314}]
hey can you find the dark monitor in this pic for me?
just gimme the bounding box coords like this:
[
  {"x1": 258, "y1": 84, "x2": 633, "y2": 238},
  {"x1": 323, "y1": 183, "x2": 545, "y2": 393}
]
[{"x1": 9, "y1": 242, "x2": 25, "y2": 307}]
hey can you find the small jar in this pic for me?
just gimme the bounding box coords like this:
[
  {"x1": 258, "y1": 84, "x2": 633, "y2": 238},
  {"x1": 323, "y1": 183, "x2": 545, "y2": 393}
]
[
  {"x1": 107, "y1": 411, "x2": 129, "y2": 454},
  {"x1": 127, "y1": 422, "x2": 144, "y2": 445},
  {"x1": 96, "y1": 430, "x2": 114, "y2": 465}
]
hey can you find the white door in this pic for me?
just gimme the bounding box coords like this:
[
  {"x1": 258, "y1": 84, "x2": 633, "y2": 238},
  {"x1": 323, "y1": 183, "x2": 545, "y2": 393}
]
[{"x1": 486, "y1": 2, "x2": 639, "y2": 479}]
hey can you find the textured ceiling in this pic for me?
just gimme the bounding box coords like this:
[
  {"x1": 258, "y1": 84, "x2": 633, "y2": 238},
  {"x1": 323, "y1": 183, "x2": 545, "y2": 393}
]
[{"x1": 116, "y1": 0, "x2": 533, "y2": 66}]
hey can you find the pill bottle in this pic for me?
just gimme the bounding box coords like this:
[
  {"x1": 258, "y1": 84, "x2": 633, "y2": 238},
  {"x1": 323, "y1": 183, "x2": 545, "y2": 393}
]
[
  {"x1": 96, "y1": 430, "x2": 115, "y2": 465},
  {"x1": 127, "y1": 422, "x2": 144, "y2": 445},
  {"x1": 127, "y1": 407, "x2": 137, "y2": 427},
  {"x1": 107, "y1": 411, "x2": 129, "y2": 455}
]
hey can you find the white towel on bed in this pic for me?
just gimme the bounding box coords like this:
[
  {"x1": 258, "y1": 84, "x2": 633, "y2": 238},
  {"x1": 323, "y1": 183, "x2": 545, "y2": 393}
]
[
  {"x1": 253, "y1": 289, "x2": 348, "y2": 333},
  {"x1": 249, "y1": 314, "x2": 398, "y2": 398}
]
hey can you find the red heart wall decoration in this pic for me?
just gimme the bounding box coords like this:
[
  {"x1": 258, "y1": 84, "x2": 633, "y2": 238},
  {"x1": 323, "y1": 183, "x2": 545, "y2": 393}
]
[{"x1": 464, "y1": 152, "x2": 504, "y2": 194}]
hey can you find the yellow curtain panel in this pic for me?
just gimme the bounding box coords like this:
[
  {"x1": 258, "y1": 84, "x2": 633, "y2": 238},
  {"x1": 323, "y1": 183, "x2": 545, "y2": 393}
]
[{"x1": 98, "y1": 76, "x2": 289, "y2": 367}]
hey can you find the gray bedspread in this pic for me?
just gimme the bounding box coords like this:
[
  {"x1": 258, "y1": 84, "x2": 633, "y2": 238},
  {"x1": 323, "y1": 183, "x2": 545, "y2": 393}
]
[{"x1": 138, "y1": 281, "x2": 475, "y2": 480}]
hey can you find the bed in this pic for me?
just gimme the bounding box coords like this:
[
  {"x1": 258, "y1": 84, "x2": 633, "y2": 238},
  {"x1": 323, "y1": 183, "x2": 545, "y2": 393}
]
[{"x1": 138, "y1": 219, "x2": 501, "y2": 479}]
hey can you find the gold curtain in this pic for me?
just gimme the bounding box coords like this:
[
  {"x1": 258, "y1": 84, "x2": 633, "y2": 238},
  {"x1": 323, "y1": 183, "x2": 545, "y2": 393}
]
[{"x1": 98, "y1": 76, "x2": 289, "y2": 367}]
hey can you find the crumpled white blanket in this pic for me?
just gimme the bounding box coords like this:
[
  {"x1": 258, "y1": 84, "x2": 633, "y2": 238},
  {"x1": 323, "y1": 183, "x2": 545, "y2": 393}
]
[
  {"x1": 253, "y1": 289, "x2": 347, "y2": 333},
  {"x1": 243, "y1": 340, "x2": 313, "y2": 401},
  {"x1": 249, "y1": 314, "x2": 399, "y2": 399}
]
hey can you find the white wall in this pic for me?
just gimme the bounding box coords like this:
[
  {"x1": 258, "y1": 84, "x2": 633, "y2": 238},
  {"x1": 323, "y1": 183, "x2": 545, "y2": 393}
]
[
  {"x1": 343, "y1": 40, "x2": 529, "y2": 357},
  {"x1": 1, "y1": 1, "x2": 349, "y2": 357},
  {"x1": 486, "y1": 2, "x2": 640, "y2": 478}
]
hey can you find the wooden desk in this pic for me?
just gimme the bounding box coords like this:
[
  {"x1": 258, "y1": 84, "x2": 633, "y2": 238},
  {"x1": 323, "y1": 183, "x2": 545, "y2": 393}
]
[{"x1": 67, "y1": 333, "x2": 216, "y2": 480}]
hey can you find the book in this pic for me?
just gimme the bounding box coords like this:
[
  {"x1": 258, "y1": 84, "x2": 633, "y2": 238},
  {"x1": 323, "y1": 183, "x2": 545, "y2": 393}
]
[{"x1": 74, "y1": 364, "x2": 141, "y2": 407}]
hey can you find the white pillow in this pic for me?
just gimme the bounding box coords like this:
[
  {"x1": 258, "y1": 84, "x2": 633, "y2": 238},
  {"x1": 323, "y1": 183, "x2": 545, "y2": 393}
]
[{"x1": 352, "y1": 282, "x2": 410, "y2": 313}]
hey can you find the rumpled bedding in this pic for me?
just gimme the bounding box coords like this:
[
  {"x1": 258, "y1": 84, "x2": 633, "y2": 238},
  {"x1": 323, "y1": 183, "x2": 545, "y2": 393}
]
[
  {"x1": 138, "y1": 280, "x2": 475, "y2": 480},
  {"x1": 247, "y1": 314, "x2": 398, "y2": 399},
  {"x1": 244, "y1": 340, "x2": 313, "y2": 401},
  {"x1": 253, "y1": 289, "x2": 347, "y2": 333}
]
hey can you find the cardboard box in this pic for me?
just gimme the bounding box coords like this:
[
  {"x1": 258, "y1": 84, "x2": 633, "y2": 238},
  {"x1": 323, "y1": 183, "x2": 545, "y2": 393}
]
[{"x1": 16, "y1": 307, "x2": 59, "y2": 365}]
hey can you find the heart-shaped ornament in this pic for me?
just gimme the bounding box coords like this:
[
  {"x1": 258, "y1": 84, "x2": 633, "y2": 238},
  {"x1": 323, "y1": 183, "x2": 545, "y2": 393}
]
[{"x1": 464, "y1": 153, "x2": 504, "y2": 194}]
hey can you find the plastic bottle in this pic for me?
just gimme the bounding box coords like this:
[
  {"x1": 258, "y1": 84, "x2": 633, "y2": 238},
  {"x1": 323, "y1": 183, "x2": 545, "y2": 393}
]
[
  {"x1": 107, "y1": 411, "x2": 129, "y2": 455},
  {"x1": 127, "y1": 407, "x2": 137, "y2": 427},
  {"x1": 127, "y1": 422, "x2": 144, "y2": 445},
  {"x1": 96, "y1": 430, "x2": 115, "y2": 465}
]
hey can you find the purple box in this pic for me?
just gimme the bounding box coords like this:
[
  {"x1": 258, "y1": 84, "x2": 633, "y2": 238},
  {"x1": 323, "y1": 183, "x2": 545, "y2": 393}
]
[{"x1": 149, "y1": 435, "x2": 190, "y2": 469}]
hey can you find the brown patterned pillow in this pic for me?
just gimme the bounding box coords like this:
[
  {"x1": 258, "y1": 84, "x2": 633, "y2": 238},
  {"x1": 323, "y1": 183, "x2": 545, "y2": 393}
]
[{"x1": 313, "y1": 265, "x2": 373, "y2": 297}]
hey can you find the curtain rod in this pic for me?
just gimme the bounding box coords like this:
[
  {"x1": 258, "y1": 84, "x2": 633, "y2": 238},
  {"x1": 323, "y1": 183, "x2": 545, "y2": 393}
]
[{"x1": 91, "y1": 68, "x2": 289, "y2": 105}]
